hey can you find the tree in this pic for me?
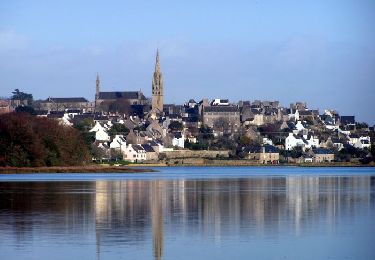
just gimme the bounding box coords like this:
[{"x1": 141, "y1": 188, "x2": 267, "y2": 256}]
[
  {"x1": 239, "y1": 136, "x2": 251, "y2": 146},
  {"x1": 11, "y1": 89, "x2": 33, "y2": 104},
  {"x1": 108, "y1": 123, "x2": 129, "y2": 137},
  {"x1": 213, "y1": 117, "x2": 229, "y2": 133},
  {"x1": 15, "y1": 106, "x2": 36, "y2": 115},
  {"x1": 168, "y1": 121, "x2": 183, "y2": 132},
  {"x1": 0, "y1": 112, "x2": 90, "y2": 167}
]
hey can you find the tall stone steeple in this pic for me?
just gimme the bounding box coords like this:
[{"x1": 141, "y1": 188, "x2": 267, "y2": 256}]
[
  {"x1": 152, "y1": 49, "x2": 164, "y2": 113},
  {"x1": 95, "y1": 73, "x2": 100, "y2": 100}
]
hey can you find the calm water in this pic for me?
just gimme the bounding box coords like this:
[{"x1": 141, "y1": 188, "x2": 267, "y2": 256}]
[{"x1": 0, "y1": 167, "x2": 374, "y2": 260}]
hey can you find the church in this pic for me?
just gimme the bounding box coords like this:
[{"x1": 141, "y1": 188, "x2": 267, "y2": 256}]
[{"x1": 95, "y1": 49, "x2": 164, "y2": 116}]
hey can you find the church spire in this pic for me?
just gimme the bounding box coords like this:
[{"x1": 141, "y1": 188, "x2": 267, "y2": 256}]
[
  {"x1": 155, "y1": 48, "x2": 161, "y2": 73},
  {"x1": 152, "y1": 49, "x2": 164, "y2": 114},
  {"x1": 95, "y1": 73, "x2": 100, "y2": 100}
]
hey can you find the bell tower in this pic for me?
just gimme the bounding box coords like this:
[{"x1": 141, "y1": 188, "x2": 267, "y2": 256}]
[{"x1": 152, "y1": 49, "x2": 164, "y2": 113}]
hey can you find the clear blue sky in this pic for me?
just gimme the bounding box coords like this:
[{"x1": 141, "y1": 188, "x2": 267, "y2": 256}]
[{"x1": 0, "y1": 0, "x2": 374, "y2": 124}]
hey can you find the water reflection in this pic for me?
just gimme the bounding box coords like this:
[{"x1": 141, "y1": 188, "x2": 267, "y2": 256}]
[{"x1": 0, "y1": 175, "x2": 374, "y2": 260}]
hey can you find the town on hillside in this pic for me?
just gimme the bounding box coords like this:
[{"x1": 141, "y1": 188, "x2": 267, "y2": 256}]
[{"x1": 1, "y1": 50, "x2": 374, "y2": 165}]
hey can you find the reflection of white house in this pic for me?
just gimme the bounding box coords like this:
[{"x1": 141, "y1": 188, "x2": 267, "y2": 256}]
[
  {"x1": 90, "y1": 122, "x2": 110, "y2": 141},
  {"x1": 109, "y1": 135, "x2": 126, "y2": 150},
  {"x1": 123, "y1": 144, "x2": 146, "y2": 162},
  {"x1": 172, "y1": 132, "x2": 185, "y2": 148}
]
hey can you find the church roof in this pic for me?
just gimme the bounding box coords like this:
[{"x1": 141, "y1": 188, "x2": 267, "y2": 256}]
[
  {"x1": 44, "y1": 97, "x2": 88, "y2": 103},
  {"x1": 98, "y1": 91, "x2": 146, "y2": 100}
]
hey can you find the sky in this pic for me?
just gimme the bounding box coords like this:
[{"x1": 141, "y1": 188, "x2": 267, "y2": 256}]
[{"x1": 0, "y1": 0, "x2": 374, "y2": 124}]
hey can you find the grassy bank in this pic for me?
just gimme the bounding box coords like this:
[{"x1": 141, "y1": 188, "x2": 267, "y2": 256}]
[{"x1": 0, "y1": 166, "x2": 156, "y2": 174}]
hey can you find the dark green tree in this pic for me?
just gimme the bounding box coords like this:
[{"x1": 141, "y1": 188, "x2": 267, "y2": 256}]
[
  {"x1": 108, "y1": 123, "x2": 129, "y2": 137},
  {"x1": 168, "y1": 121, "x2": 183, "y2": 132},
  {"x1": 11, "y1": 89, "x2": 33, "y2": 104}
]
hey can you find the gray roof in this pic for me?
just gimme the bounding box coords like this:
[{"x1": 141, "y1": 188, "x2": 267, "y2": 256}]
[
  {"x1": 204, "y1": 106, "x2": 239, "y2": 113},
  {"x1": 141, "y1": 144, "x2": 155, "y2": 152},
  {"x1": 314, "y1": 148, "x2": 334, "y2": 155},
  {"x1": 298, "y1": 110, "x2": 313, "y2": 116},
  {"x1": 98, "y1": 91, "x2": 146, "y2": 100},
  {"x1": 245, "y1": 144, "x2": 279, "y2": 153},
  {"x1": 340, "y1": 116, "x2": 355, "y2": 124},
  {"x1": 132, "y1": 145, "x2": 144, "y2": 152}
]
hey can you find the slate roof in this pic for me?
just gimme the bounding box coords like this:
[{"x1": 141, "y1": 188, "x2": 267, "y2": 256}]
[
  {"x1": 141, "y1": 144, "x2": 155, "y2": 152},
  {"x1": 132, "y1": 145, "x2": 145, "y2": 152},
  {"x1": 245, "y1": 144, "x2": 279, "y2": 153},
  {"x1": 98, "y1": 91, "x2": 146, "y2": 100},
  {"x1": 94, "y1": 115, "x2": 109, "y2": 121},
  {"x1": 182, "y1": 116, "x2": 199, "y2": 123},
  {"x1": 45, "y1": 97, "x2": 88, "y2": 103},
  {"x1": 340, "y1": 116, "x2": 355, "y2": 125},
  {"x1": 35, "y1": 110, "x2": 48, "y2": 115},
  {"x1": 66, "y1": 109, "x2": 82, "y2": 113},
  {"x1": 313, "y1": 148, "x2": 334, "y2": 155},
  {"x1": 204, "y1": 106, "x2": 239, "y2": 113},
  {"x1": 174, "y1": 132, "x2": 183, "y2": 139},
  {"x1": 298, "y1": 110, "x2": 313, "y2": 116}
]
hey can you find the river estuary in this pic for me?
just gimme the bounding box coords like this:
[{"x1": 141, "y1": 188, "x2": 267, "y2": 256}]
[{"x1": 0, "y1": 167, "x2": 374, "y2": 260}]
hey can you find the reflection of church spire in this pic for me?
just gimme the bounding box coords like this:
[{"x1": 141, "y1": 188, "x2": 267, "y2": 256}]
[{"x1": 151, "y1": 180, "x2": 164, "y2": 260}]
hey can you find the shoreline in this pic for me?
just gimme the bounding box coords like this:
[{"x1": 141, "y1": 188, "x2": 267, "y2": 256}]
[
  {"x1": 0, "y1": 166, "x2": 156, "y2": 174},
  {"x1": 0, "y1": 162, "x2": 373, "y2": 174}
]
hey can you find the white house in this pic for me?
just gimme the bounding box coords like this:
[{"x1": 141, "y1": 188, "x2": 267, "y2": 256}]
[
  {"x1": 285, "y1": 133, "x2": 308, "y2": 150},
  {"x1": 262, "y1": 137, "x2": 273, "y2": 145},
  {"x1": 303, "y1": 134, "x2": 320, "y2": 149},
  {"x1": 90, "y1": 121, "x2": 104, "y2": 132},
  {"x1": 172, "y1": 132, "x2": 185, "y2": 148},
  {"x1": 211, "y1": 99, "x2": 229, "y2": 106},
  {"x1": 123, "y1": 144, "x2": 146, "y2": 162},
  {"x1": 60, "y1": 113, "x2": 73, "y2": 126},
  {"x1": 295, "y1": 121, "x2": 305, "y2": 131},
  {"x1": 109, "y1": 135, "x2": 127, "y2": 151},
  {"x1": 354, "y1": 136, "x2": 371, "y2": 149},
  {"x1": 348, "y1": 134, "x2": 359, "y2": 146},
  {"x1": 89, "y1": 122, "x2": 110, "y2": 141}
]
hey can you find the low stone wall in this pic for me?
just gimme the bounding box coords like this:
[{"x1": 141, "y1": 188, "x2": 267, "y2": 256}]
[{"x1": 161, "y1": 150, "x2": 229, "y2": 159}]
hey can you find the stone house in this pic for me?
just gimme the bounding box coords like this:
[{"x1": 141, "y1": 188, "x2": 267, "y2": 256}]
[
  {"x1": 313, "y1": 148, "x2": 334, "y2": 162},
  {"x1": 141, "y1": 144, "x2": 158, "y2": 161},
  {"x1": 245, "y1": 145, "x2": 280, "y2": 164},
  {"x1": 37, "y1": 97, "x2": 94, "y2": 112},
  {"x1": 202, "y1": 106, "x2": 240, "y2": 132},
  {"x1": 123, "y1": 144, "x2": 146, "y2": 162}
]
